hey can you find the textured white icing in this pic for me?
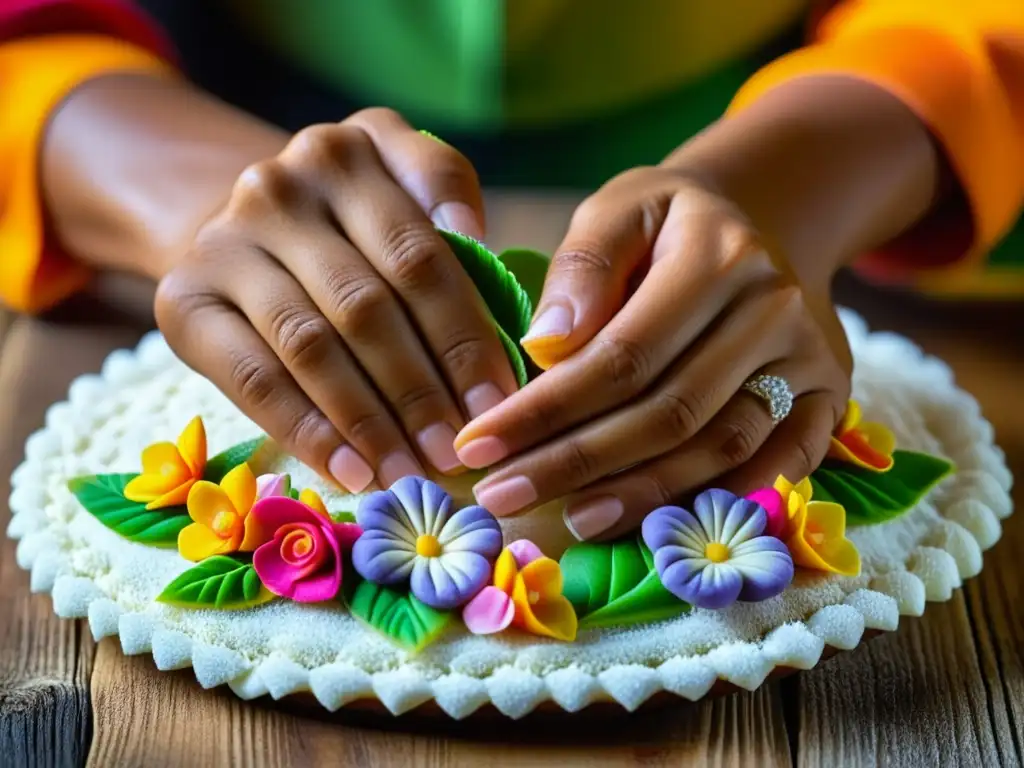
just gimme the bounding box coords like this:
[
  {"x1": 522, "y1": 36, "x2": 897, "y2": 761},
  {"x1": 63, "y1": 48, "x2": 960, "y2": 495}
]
[{"x1": 5, "y1": 310, "x2": 1014, "y2": 718}]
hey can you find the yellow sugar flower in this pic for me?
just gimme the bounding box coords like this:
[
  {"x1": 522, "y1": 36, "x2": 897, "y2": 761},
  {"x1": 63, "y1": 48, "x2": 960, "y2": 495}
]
[
  {"x1": 178, "y1": 464, "x2": 260, "y2": 561},
  {"x1": 827, "y1": 400, "x2": 895, "y2": 472},
  {"x1": 773, "y1": 476, "x2": 861, "y2": 577},
  {"x1": 124, "y1": 416, "x2": 207, "y2": 509}
]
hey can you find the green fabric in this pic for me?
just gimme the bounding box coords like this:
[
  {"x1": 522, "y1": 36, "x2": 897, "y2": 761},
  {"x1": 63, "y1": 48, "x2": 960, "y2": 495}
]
[{"x1": 810, "y1": 450, "x2": 955, "y2": 526}]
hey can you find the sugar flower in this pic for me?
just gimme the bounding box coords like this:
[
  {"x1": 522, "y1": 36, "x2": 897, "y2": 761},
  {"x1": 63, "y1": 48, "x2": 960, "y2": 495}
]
[
  {"x1": 255, "y1": 472, "x2": 331, "y2": 517},
  {"x1": 178, "y1": 463, "x2": 261, "y2": 561},
  {"x1": 249, "y1": 493, "x2": 361, "y2": 603},
  {"x1": 773, "y1": 476, "x2": 860, "y2": 577},
  {"x1": 462, "y1": 539, "x2": 577, "y2": 641},
  {"x1": 746, "y1": 487, "x2": 787, "y2": 538},
  {"x1": 352, "y1": 476, "x2": 503, "y2": 610},
  {"x1": 827, "y1": 399, "x2": 895, "y2": 472},
  {"x1": 124, "y1": 416, "x2": 207, "y2": 509},
  {"x1": 642, "y1": 489, "x2": 794, "y2": 610}
]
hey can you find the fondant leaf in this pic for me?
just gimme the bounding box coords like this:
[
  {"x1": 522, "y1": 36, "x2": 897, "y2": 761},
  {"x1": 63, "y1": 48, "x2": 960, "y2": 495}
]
[
  {"x1": 560, "y1": 535, "x2": 689, "y2": 629},
  {"x1": 204, "y1": 437, "x2": 266, "y2": 484},
  {"x1": 811, "y1": 449, "x2": 954, "y2": 526},
  {"x1": 439, "y1": 229, "x2": 534, "y2": 386},
  {"x1": 67, "y1": 473, "x2": 190, "y2": 547},
  {"x1": 332, "y1": 511, "x2": 357, "y2": 524},
  {"x1": 346, "y1": 579, "x2": 452, "y2": 652},
  {"x1": 498, "y1": 248, "x2": 549, "y2": 309},
  {"x1": 157, "y1": 555, "x2": 274, "y2": 610}
]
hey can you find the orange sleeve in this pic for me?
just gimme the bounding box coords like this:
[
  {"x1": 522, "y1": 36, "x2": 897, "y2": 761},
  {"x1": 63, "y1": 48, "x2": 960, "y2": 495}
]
[
  {"x1": 729, "y1": 1, "x2": 1024, "y2": 281},
  {"x1": 0, "y1": 34, "x2": 170, "y2": 313}
]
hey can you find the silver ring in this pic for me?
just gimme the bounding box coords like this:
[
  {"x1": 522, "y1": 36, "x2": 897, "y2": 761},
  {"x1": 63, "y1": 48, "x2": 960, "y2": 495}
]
[{"x1": 742, "y1": 374, "x2": 793, "y2": 426}]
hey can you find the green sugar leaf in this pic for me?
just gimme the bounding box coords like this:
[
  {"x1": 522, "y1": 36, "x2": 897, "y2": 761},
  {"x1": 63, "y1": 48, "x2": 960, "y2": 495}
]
[
  {"x1": 810, "y1": 449, "x2": 954, "y2": 526},
  {"x1": 67, "y1": 473, "x2": 189, "y2": 547},
  {"x1": 204, "y1": 437, "x2": 266, "y2": 484},
  {"x1": 560, "y1": 535, "x2": 689, "y2": 629},
  {"x1": 439, "y1": 229, "x2": 534, "y2": 387},
  {"x1": 498, "y1": 248, "x2": 550, "y2": 310},
  {"x1": 346, "y1": 579, "x2": 453, "y2": 652},
  {"x1": 157, "y1": 555, "x2": 274, "y2": 610}
]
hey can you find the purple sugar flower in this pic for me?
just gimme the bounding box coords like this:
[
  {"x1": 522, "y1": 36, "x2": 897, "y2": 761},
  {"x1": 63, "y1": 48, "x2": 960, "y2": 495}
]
[
  {"x1": 641, "y1": 489, "x2": 794, "y2": 610},
  {"x1": 352, "y1": 476, "x2": 503, "y2": 610}
]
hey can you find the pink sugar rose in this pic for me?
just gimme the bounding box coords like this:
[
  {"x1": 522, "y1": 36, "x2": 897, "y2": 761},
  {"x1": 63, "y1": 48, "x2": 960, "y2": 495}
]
[{"x1": 250, "y1": 495, "x2": 362, "y2": 603}]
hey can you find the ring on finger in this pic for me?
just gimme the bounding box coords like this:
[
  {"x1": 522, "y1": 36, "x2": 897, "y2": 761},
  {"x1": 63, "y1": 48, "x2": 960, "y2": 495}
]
[{"x1": 741, "y1": 373, "x2": 794, "y2": 426}]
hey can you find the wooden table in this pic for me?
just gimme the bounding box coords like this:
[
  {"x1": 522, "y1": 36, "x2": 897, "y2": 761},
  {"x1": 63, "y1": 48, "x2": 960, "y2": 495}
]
[{"x1": 1, "y1": 194, "x2": 1022, "y2": 767}]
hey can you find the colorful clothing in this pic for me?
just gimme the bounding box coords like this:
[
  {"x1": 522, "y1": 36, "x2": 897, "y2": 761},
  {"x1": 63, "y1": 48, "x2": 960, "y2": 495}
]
[{"x1": 0, "y1": 0, "x2": 1022, "y2": 312}]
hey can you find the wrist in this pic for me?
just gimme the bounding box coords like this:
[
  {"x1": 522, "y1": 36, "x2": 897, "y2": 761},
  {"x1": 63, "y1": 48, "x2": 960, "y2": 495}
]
[
  {"x1": 663, "y1": 75, "x2": 946, "y2": 291},
  {"x1": 42, "y1": 73, "x2": 289, "y2": 281}
]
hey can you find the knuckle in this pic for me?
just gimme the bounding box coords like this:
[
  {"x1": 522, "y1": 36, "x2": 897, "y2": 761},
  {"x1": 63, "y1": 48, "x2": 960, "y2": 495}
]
[
  {"x1": 325, "y1": 273, "x2": 393, "y2": 337},
  {"x1": 288, "y1": 123, "x2": 367, "y2": 173},
  {"x1": 394, "y1": 383, "x2": 448, "y2": 418},
  {"x1": 349, "y1": 106, "x2": 405, "y2": 129},
  {"x1": 231, "y1": 160, "x2": 295, "y2": 213},
  {"x1": 550, "y1": 245, "x2": 615, "y2": 276},
  {"x1": 790, "y1": 432, "x2": 823, "y2": 482},
  {"x1": 344, "y1": 410, "x2": 393, "y2": 448},
  {"x1": 558, "y1": 439, "x2": 599, "y2": 486},
  {"x1": 438, "y1": 333, "x2": 488, "y2": 378},
  {"x1": 269, "y1": 304, "x2": 336, "y2": 370},
  {"x1": 381, "y1": 225, "x2": 448, "y2": 291},
  {"x1": 638, "y1": 472, "x2": 676, "y2": 508},
  {"x1": 653, "y1": 390, "x2": 704, "y2": 441},
  {"x1": 597, "y1": 337, "x2": 652, "y2": 397},
  {"x1": 153, "y1": 270, "x2": 215, "y2": 340},
  {"x1": 229, "y1": 353, "x2": 281, "y2": 412},
  {"x1": 280, "y1": 408, "x2": 333, "y2": 454},
  {"x1": 715, "y1": 412, "x2": 765, "y2": 469}
]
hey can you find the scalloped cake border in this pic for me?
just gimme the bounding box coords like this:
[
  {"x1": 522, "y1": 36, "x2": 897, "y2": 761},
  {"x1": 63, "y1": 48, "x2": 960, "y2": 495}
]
[{"x1": 6, "y1": 319, "x2": 1016, "y2": 719}]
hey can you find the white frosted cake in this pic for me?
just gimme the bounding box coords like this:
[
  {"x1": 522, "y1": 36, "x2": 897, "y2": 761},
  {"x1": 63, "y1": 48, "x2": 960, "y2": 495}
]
[{"x1": 6, "y1": 308, "x2": 1013, "y2": 719}]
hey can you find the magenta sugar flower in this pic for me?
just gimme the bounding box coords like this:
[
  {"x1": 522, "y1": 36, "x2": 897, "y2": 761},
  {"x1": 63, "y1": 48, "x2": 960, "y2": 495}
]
[
  {"x1": 352, "y1": 476, "x2": 503, "y2": 610},
  {"x1": 641, "y1": 489, "x2": 794, "y2": 610}
]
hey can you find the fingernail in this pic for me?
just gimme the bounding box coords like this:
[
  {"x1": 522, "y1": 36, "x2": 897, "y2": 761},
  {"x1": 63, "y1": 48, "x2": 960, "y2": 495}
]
[
  {"x1": 433, "y1": 201, "x2": 484, "y2": 240},
  {"x1": 564, "y1": 496, "x2": 624, "y2": 540},
  {"x1": 416, "y1": 423, "x2": 462, "y2": 474},
  {"x1": 456, "y1": 436, "x2": 508, "y2": 469},
  {"x1": 464, "y1": 382, "x2": 506, "y2": 419},
  {"x1": 521, "y1": 304, "x2": 573, "y2": 346},
  {"x1": 328, "y1": 445, "x2": 374, "y2": 493},
  {"x1": 378, "y1": 451, "x2": 425, "y2": 488},
  {"x1": 474, "y1": 475, "x2": 537, "y2": 517}
]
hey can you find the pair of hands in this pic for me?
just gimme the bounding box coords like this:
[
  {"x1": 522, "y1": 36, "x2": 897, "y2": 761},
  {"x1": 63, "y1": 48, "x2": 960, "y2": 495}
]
[{"x1": 155, "y1": 108, "x2": 852, "y2": 541}]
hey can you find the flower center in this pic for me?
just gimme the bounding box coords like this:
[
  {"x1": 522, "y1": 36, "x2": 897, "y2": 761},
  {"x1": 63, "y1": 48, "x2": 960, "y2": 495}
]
[
  {"x1": 704, "y1": 542, "x2": 730, "y2": 563},
  {"x1": 211, "y1": 510, "x2": 238, "y2": 537},
  {"x1": 806, "y1": 523, "x2": 826, "y2": 547},
  {"x1": 280, "y1": 528, "x2": 317, "y2": 564},
  {"x1": 527, "y1": 590, "x2": 541, "y2": 605},
  {"x1": 415, "y1": 534, "x2": 442, "y2": 557}
]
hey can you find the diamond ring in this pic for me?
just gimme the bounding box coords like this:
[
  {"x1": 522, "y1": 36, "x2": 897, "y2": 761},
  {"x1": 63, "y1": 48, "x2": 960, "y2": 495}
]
[{"x1": 741, "y1": 374, "x2": 794, "y2": 426}]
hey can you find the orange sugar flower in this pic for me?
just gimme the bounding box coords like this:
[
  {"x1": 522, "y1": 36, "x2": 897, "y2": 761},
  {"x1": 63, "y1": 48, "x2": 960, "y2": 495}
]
[
  {"x1": 827, "y1": 400, "x2": 895, "y2": 472},
  {"x1": 773, "y1": 476, "x2": 860, "y2": 577},
  {"x1": 124, "y1": 416, "x2": 208, "y2": 509},
  {"x1": 178, "y1": 463, "x2": 262, "y2": 562}
]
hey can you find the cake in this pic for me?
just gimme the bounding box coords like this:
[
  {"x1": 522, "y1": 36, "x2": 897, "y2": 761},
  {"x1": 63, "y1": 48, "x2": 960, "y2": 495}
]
[{"x1": 6, "y1": 234, "x2": 1014, "y2": 719}]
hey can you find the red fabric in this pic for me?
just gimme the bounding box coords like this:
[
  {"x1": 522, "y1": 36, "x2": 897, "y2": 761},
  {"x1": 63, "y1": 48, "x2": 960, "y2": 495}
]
[{"x1": 0, "y1": 0, "x2": 171, "y2": 57}]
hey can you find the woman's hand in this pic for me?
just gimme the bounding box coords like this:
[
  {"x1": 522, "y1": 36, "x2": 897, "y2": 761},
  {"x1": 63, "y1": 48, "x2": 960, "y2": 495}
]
[
  {"x1": 155, "y1": 108, "x2": 518, "y2": 492},
  {"x1": 453, "y1": 168, "x2": 852, "y2": 540}
]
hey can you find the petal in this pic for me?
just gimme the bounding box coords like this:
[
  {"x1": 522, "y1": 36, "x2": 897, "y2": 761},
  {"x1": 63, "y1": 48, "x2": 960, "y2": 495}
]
[
  {"x1": 721, "y1": 497, "x2": 766, "y2": 546},
  {"x1": 793, "y1": 477, "x2": 814, "y2": 502},
  {"x1": 642, "y1": 507, "x2": 707, "y2": 554},
  {"x1": 351, "y1": 530, "x2": 416, "y2": 584},
  {"x1": 492, "y1": 548, "x2": 519, "y2": 594},
  {"x1": 836, "y1": 399, "x2": 862, "y2": 434},
  {"x1": 685, "y1": 562, "x2": 744, "y2": 610},
  {"x1": 356, "y1": 490, "x2": 418, "y2": 544},
  {"x1": 747, "y1": 488, "x2": 786, "y2": 539},
  {"x1": 655, "y1": 550, "x2": 707, "y2": 599},
  {"x1": 693, "y1": 490, "x2": 740, "y2": 541},
  {"x1": 256, "y1": 473, "x2": 291, "y2": 500},
  {"x1": 438, "y1": 506, "x2": 502, "y2": 557},
  {"x1": 123, "y1": 472, "x2": 174, "y2": 503},
  {"x1": 137, "y1": 442, "x2": 189, "y2": 480},
  {"x1": 221, "y1": 463, "x2": 257, "y2": 517},
  {"x1": 299, "y1": 488, "x2": 329, "y2": 518},
  {"x1": 805, "y1": 501, "x2": 849, "y2": 540},
  {"x1": 730, "y1": 537, "x2": 795, "y2": 601},
  {"x1": 254, "y1": 531, "x2": 343, "y2": 602},
  {"x1": 389, "y1": 476, "x2": 447, "y2": 536},
  {"x1": 186, "y1": 481, "x2": 234, "y2": 527},
  {"x1": 773, "y1": 475, "x2": 797, "y2": 498},
  {"x1": 177, "y1": 522, "x2": 234, "y2": 562},
  {"x1": 518, "y1": 557, "x2": 563, "y2": 601},
  {"x1": 828, "y1": 433, "x2": 894, "y2": 472},
  {"x1": 860, "y1": 421, "x2": 896, "y2": 456},
  {"x1": 411, "y1": 552, "x2": 490, "y2": 609},
  {"x1": 145, "y1": 480, "x2": 196, "y2": 511},
  {"x1": 815, "y1": 538, "x2": 861, "y2": 577},
  {"x1": 331, "y1": 522, "x2": 363, "y2": 550},
  {"x1": 506, "y1": 539, "x2": 543, "y2": 568},
  {"x1": 421, "y1": 478, "x2": 454, "y2": 536},
  {"x1": 176, "y1": 416, "x2": 207, "y2": 477},
  {"x1": 272, "y1": 523, "x2": 329, "y2": 580},
  {"x1": 511, "y1": 576, "x2": 577, "y2": 641},
  {"x1": 462, "y1": 586, "x2": 515, "y2": 634}
]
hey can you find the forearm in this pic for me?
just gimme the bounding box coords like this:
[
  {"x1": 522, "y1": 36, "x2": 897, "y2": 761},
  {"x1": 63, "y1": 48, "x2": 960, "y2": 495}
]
[
  {"x1": 665, "y1": 75, "x2": 947, "y2": 290},
  {"x1": 42, "y1": 73, "x2": 289, "y2": 280}
]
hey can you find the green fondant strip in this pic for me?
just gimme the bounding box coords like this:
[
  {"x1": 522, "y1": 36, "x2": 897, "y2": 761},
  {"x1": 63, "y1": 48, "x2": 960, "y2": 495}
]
[
  {"x1": 156, "y1": 556, "x2": 274, "y2": 610},
  {"x1": 810, "y1": 449, "x2": 954, "y2": 526},
  {"x1": 204, "y1": 437, "x2": 267, "y2": 484},
  {"x1": 67, "y1": 473, "x2": 189, "y2": 548},
  {"x1": 438, "y1": 230, "x2": 535, "y2": 386},
  {"x1": 346, "y1": 579, "x2": 452, "y2": 652},
  {"x1": 560, "y1": 534, "x2": 689, "y2": 628}
]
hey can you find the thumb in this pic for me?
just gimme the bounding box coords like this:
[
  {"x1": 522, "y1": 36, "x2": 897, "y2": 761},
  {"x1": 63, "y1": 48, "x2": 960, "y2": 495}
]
[{"x1": 522, "y1": 204, "x2": 652, "y2": 370}]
